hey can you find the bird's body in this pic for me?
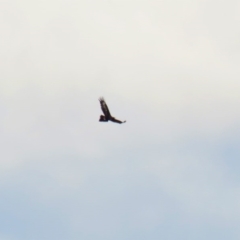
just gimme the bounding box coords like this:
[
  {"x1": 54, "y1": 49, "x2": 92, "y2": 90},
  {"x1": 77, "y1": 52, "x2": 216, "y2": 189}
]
[{"x1": 98, "y1": 97, "x2": 126, "y2": 124}]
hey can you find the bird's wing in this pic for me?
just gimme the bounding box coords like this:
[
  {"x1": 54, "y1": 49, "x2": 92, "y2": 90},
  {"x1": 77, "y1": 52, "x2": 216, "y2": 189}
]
[
  {"x1": 99, "y1": 97, "x2": 111, "y2": 118},
  {"x1": 111, "y1": 117, "x2": 126, "y2": 124}
]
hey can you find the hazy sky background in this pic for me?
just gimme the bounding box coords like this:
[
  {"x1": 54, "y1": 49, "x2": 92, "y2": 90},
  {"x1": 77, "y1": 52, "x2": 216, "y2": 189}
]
[{"x1": 0, "y1": 0, "x2": 240, "y2": 239}]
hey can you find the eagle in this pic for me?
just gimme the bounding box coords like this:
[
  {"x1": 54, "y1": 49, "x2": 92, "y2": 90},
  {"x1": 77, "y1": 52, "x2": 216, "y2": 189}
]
[{"x1": 99, "y1": 97, "x2": 126, "y2": 124}]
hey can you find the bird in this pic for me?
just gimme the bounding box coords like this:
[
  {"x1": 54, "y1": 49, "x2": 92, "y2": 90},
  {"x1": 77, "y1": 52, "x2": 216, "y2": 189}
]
[{"x1": 98, "y1": 97, "x2": 126, "y2": 124}]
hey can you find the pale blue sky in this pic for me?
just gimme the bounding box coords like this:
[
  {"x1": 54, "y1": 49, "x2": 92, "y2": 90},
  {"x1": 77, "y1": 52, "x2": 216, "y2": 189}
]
[{"x1": 0, "y1": 0, "x2": 240, "y2": 239}]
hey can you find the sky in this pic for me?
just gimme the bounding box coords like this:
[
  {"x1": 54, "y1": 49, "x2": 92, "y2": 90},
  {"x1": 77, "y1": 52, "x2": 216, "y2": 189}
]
[{"x1": 0, "y1": 0, "x2": 240, "y2": 239}]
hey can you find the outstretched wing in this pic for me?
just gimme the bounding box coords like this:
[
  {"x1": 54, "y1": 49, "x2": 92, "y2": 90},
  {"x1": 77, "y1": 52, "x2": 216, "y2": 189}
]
[
  {"x1": 110, "y1": 117, "x2": 126, "y2": 124},
  {"x1": 99, "y1": 97, "x2": 111, "y2": 119}
]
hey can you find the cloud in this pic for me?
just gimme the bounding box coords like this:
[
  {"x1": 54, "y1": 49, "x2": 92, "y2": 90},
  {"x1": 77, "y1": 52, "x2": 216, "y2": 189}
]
[{"x1": 0, "y1": 0, "x2": 240, "y2": 239}]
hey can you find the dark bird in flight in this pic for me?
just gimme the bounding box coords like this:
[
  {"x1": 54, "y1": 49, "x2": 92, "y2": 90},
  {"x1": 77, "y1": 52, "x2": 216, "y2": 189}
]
[{"x1": 99, "y1": 97, "x2": 126, "y2": 124}]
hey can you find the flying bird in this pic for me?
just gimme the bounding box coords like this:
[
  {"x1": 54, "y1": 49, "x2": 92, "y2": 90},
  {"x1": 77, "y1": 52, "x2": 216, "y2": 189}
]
[{"x1": 98, "y1": 97, "x2": 126, "y2": 124}]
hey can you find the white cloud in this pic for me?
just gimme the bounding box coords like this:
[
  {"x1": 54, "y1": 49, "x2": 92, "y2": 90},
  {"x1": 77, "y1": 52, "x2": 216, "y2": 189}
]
[{"x1": 0, "y1": 0, "x2": 240, "y2": 239}]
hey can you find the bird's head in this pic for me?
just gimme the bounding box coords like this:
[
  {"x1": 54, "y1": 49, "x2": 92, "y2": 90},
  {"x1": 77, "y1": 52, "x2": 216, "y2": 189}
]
[{"x1": 99, "y1": 115, "x2": 107, "y2": 122}]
